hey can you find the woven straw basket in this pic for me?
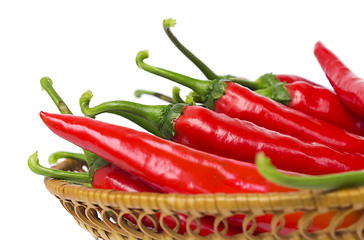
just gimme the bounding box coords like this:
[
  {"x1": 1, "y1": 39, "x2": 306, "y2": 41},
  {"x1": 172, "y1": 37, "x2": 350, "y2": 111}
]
[{"x1": 44, "y1": 158, "x2": 364, "y2": 240}]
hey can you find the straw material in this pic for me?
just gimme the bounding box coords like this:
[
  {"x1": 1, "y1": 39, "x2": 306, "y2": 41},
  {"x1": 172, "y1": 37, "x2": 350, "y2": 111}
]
[{"x1": 44, "y1": 158, "x2": 364, "y2": 240}]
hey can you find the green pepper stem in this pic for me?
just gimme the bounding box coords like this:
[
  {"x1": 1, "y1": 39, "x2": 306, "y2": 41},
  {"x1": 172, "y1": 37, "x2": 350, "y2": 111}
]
[
  {"x1": 40, "y1": 77, "x2": 73, "y2": 115},
  {"x1": 172, "y1": 86, "x2": 185, "y2": 103},
  {"x1": 28, "y1": 152, "x2": 90, "y2": 183},
  {"x1": 255, "y1": 82, "x2": 291, "y2": 105},
  {"x1": 49, "y1": 151, "x2": 86, "y2": 165},
  {"x1": 255, "y1": 73, "x2": 281, "y2": 88},
  {"x1": 134, "y1": 89, "x2": 174, "y2": 103},
  {"x1": 163, "y1": 18, "x2": 220, "y2": 80},
  {"x1": 162, "y1": 19, "x2": 294, "y2": 94},
  {"x1": 136, "y1": 50, "x2": 213, "y2": 100},
  {"x1": 162, "y1": 18, "x2": 262, "y2": 91},
  {"x1": 134, "y1": 87, "x2": 185, "y2": 104},
  {"x1": 80, "y1": 90, "x2": 165, "y2": 137},
  {"x1": 185, "y1": 91, "x2": 203, "y2": 105},
  {"x1": 40, "y1": 77, "x2": 109, "y2": 174},
  {"x1": 228, "y1": 77, "x2": 260, "y2": 91},
  {"x1": 255, "y1": 152, "x2": 364, "y2": 190}
]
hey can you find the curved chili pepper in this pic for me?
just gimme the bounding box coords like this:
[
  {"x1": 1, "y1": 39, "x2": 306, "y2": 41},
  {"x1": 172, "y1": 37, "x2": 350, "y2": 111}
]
[
  {"x1": 80, "y1": 91, "x2": 364, "y2": 175},
  {"x1": 314, "y1": 41, "x2": 364, "y2": 118},
  {"x1": 135, "y1": 51, "x2": 364, "y2": 154},
  {"x1": 256, "y1": 152, "x2": 364, "y2": 190},
  {"x1": 40, "y1": 111, "x2": 295, "y2": 194}
]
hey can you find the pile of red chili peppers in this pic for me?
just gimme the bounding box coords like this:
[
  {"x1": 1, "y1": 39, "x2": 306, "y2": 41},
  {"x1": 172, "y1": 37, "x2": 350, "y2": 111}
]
[{"x1": 29, "y1": 18, "x2": 364, "y2": 237}]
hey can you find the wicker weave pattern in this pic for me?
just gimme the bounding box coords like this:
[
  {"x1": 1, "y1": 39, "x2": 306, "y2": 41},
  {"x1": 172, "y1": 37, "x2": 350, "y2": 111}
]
[{"x1": 45, "y1": 159, "x2": 364, "y2": 240}]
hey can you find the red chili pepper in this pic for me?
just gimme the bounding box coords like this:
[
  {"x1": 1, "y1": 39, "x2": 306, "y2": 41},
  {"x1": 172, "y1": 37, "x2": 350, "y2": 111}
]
[
  {"x1": 92, "y1": 163, "x2": 158, "y2": 191},
  {"x1": 39, "y1": 111, "x2": 294, "y2": 194},
  {"x1": 80, "y1": 92, "x2": 364, "y2": 175},
  {"x1": 255, "y1": 73, "x2": 364, "y2": 136},
  {"x1": 135, "y1": 50, "x2": 364, "y2": 154},
  {"x1": 163, "y1": 19, "x2": 364, "y2": 135},
  {"x1": 314, "y1": 41, "x2": 364, "y2": 118},
  {"x1": 134, "y1": 74, "x2": 364, "y2": 136}
]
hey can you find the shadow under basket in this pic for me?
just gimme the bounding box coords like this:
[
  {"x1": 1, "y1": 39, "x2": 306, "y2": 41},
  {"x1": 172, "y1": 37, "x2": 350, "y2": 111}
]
[{"x1": 44, "y1": 158, "x2": 364, "y2": 240}]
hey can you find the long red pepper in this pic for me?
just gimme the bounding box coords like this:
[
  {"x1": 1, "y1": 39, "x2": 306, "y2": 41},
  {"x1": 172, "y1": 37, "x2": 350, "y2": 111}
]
[
  {"x1": 135, "y1": 50, "x2": 364, "y2": 154},
  {"x1": 163, "y1": 18, "x2": 364, "y2": 135},
  {"x1": 314, "y1": 41, "x2": 364, "y2": 118},
  {"x1": 135, "y1": 75, "x2": 364, "y2": 136},
  {"x1": 256, "y1": 73, "x2": 364, "y2": 136},
  {"x1": 38, "y1": 112, "x2": 361, "y2": 234},
  {"x1": 40, "y1": 111, "x2": 294, "y2": 194},
  {"x1": 80, "y1": 91, "x2": 364, "y2": 175}
]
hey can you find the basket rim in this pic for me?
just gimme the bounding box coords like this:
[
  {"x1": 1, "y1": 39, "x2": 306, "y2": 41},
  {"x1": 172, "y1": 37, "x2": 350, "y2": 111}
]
[{"x1": 44, "y1": 158, "x2": 364, "y2": 215}]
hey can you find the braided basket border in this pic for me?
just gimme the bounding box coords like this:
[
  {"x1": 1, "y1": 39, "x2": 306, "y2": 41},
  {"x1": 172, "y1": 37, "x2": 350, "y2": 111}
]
[{"x1": 44, "y1": 158, "x2": 364, "y2": 240}]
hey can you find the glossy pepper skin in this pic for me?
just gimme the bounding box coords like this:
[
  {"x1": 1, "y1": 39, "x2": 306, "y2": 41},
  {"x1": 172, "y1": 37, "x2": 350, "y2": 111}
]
[
  {"x1": 314, "y1": 41, "x2": 364, "y2": 118},
  {"x1": 217, "y1": 82, "x2": 364, "y2": 153},
  {"x1": 92, "y1": 164, "x2": 158, "y2": 192},
  {"x1": 136, "y1": 51, "x2": 364, "y2": 154},
  {"x1": 283, "y1": 80, "x2": 364, "y2": 135},
  {"x1": 80, "y1": 94, "x2": 364, "y2": 175},
  {"x1": 174, "y1": 105, "x2": 364, "y2": 174},
  {"x1": 255, "y1": 73, "x2": 364, "y2": 136}
]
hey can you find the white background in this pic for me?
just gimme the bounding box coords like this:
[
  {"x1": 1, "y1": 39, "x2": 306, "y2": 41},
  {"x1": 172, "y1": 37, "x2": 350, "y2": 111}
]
[{"x1": 1, "y1": 0, "x2": 364, "y2": 239}]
